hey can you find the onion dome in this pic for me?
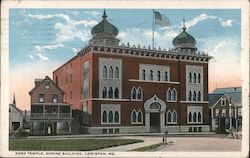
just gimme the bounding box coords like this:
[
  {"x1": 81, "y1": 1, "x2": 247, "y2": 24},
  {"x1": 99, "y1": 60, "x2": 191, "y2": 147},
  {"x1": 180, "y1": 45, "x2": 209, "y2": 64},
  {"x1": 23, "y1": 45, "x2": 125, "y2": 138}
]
[
  {"x1": 172, "y1": 19, "x2": 196, "y2": 47},
  {"x1": 91, "y1": 10, "x2": 118, "y2": 36}
]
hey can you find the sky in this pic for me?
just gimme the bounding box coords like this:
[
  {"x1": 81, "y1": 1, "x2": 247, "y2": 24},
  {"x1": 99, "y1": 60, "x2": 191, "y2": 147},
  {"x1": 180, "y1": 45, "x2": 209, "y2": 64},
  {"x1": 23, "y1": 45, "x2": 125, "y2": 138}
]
[{"x1": 9, "y1": 9, "x2": 241, "y2": 111}]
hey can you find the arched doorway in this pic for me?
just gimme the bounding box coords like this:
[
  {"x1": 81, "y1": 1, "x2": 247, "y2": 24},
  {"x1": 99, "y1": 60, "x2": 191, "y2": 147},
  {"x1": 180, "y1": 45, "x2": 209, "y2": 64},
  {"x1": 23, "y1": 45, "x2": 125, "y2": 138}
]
[{"x1": 144, "y1": 95, "x2": 166, "y2": 133}]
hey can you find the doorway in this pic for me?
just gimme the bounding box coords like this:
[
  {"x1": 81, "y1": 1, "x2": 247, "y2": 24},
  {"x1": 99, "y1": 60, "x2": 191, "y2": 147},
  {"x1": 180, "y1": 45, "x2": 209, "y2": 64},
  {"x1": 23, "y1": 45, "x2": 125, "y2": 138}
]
[{"x1": 150, "y1": 113, "x2": 160, "y2": 133}]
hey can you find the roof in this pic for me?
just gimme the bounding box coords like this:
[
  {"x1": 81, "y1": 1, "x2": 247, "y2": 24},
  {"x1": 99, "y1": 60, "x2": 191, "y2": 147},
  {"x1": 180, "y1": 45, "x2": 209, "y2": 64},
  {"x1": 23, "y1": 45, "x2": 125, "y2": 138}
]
[
  {"x1": 91, "y1": 10, "x2": 118, "y2": 36},
  {"x1": 213, "y1": 87, "x2": 242, "y2": 105},
  {"x1": 29, "y1": 76, "x2": 65, "y2": 95},
  {"x1": 208, "y1": 94, "x2": 224, "y2": 108},
  {"x1": 172, "y1": 26, "x2": 196, "y2": 47},
  {"x1": 9, "y1": 104, "x2": 23, "y2": 115}
]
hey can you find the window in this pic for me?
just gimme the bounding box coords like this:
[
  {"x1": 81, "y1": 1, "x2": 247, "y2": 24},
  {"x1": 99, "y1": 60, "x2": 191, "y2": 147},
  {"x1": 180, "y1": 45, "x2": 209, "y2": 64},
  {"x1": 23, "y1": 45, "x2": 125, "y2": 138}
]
[
  {"x1": 70, "y1": 74, "x2": 73, "y2": 83},
  {"x1": 238, "y1": 108, "x2": 242, "y2": 117},
  {"x1": 132, "y1": 110, "x2": 137, "y2": 123},
  {"x1": 222, "y1": 109, "x2": 226, "y2": 117},
  {"x1": 188, "y1": 91, "x2": 192, "y2": 101},
  {"x1": 221, "y1": 98, "x2": 226, "y2": 106},
  {"x1": 115, "y1": 67, "x2": 119, "y2": 78},
  {"x1": 45, "y1": 81, "x2": 50, "y2": 89},
  {"x1": 167, "y1": 111, "x2": 172, "y2": 123},
  {"x1": 52, "y1": 94, "x2": 58, "y2": 103},
  {"x1": 102, "y1": 111, "x2": 107, "y2": 123},
  {"x1": 193, "y1": 112, "x2": 197, "y2": 122},
  {"x1": 115, "y1": 128, "x2": 119, "y2": 133},
  {"x1": 230, "y1": 109, "x2": 233, "y2": 117},
  {"x1": 138, "y1": 110, "x2": 142, "y2": 123},
  {"x1": 173, "y1": 111, "x2": 177, "y2": 122},
  {"x1": 149, "y1": 70, "x2": 153, "y2": 80},
  {"x1": 189, "y1": 112, "x2": 192, "y2": 122},
  {"x1": 102, "y1": 129, "x2": 107, "y2": 133},
  {"x1": 114, "y1": 111, "x2": 119, "y2": 123},
  {"x1": 103, "y1": 66, "x2": 107, "y2": 78},
  {"x1": 157, "y1": 71, "x2": 161, "y2": 81},
  {"x1": 39, "y1": 93, "x2": 44, "y2": 103},
  {"x1": 142, "y1": 70, "x2": 146, "y2": 80},
  {"x1": 108, "y1": 111, "x2": 113, "y2": 123},
  {"x1": 108, "y1": 87, "x2": 113, "y2": 99},
  {"x1": 109, "y1": 66, "x2": 113, "y2": 78},
  {"x1": 131, "y1": 87, "x2": 136, "y2": 100},
  {"x1": 198, "y1": 112, "x2": 201, "y2": 122},
  {"x1": 137, "y1": 88, "x2": 142, "y2": 100},
  {"x1": 193, "y1": 73, "x2": 197, "y2": 83},
  {"x1": 167, "y1": 89, "x2": 171, "y2": 101},
  {"x1": 198, "y1": 91, "x2": 201, "y2": 101},
  {"x1": 114, "y1": 87, "x2": 119, "y2": 99},
  {"x1": 215, "y1": 109, "x2": 219, "y2": 117},
  {"x1": 103, "y1": 87, "x2": 107, "y2": 98},
  {"x1": 193, "y1": 91, "x2": 196, "y2": 101},
  {"x1": 189, "y1": 72, "x2": 192, "y2": 83},
  {"x1": 198, "y1": 73, "x2": 201, "y2": 83},
  {"x1": 164, "y1": 71, "x2": 168, "y2": 81},
  {"x1": 172, "y1": 89, "x2": 177, "y2": 101},
  {"x1": 109, "y1": 129, "x2": 113, "y2": 133}
]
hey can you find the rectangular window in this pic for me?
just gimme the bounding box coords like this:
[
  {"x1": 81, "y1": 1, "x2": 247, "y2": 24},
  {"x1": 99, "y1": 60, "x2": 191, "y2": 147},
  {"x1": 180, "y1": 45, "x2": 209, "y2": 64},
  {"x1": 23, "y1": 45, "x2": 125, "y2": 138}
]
[
  {"x1": 108, "y1": 129, "x2": 113, "y2": 134},
  {"x1": 222, "y1": 109, "x2": 226, "y2": 117},
  {"x1": 238, "y1": 108, "x2": 242, "y2": 116},
  {"x1": 52, "y1": 94, "x2": 58, "y2": 103},
  {"x1": 102, "y1": 129, "x2": 107, "y2": 134},
  {"x1": 39, "y1": 93, "x2": 44, "y2": 103},
  {"x1": 215, "y1": 109, "x2": 219, "y2": 117},
  {"x1": 115, "y1": 129, "x2": 119, "y2": 133},
  {"x1": 45, "y1": 81, "x2": 50, "y2": 89}
]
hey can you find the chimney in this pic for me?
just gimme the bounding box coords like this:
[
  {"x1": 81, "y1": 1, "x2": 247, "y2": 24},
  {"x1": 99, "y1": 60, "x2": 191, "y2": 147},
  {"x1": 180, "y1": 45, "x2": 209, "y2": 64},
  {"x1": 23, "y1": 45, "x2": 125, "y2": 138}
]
[{"x1": 35, "y1": 79, "x2": 43, "y2": 86}]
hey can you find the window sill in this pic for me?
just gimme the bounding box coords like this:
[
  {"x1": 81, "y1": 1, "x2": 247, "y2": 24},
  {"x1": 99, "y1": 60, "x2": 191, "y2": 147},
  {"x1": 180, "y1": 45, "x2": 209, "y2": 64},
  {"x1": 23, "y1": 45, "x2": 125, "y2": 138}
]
[{"x1": 129, "y1": 79, "x2": 180, "y2": 84}]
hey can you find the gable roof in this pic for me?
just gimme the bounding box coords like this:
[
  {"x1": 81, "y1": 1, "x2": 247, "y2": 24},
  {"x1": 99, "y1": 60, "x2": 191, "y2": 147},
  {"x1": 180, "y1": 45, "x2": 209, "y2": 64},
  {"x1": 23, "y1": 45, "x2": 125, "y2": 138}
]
[
  {"x1": 29, "y1": 76, "x2": 65, "y2": 95},
  {"x1": 213, "y1": 87, "x2": 241, "y2": 93},
  {"x1": 208, "y1": 94, "x2": 224, "y2": 108},
  {"x1": 9, "y1": 104, "x2": 23, "y2": 115},
  {"x1": 213, "y1": 87, "x2": 242, "y2": 105}
]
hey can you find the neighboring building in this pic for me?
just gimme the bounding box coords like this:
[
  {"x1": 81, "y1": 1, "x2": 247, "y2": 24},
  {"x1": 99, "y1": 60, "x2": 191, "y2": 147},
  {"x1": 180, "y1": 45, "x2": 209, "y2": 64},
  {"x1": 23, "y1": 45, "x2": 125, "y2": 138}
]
[
  {"x1": 29, "y1": 76, "x2": 72, "y2": 135},
  {"x1": 9, "y1": 94, "x2": 24, "y2": 131},
  {"x1": 209, "y1": 87, "x2": 242, "y2": 133},
  {"x1": 53, "y1": 11, "x2": 212, "y2": 134}
]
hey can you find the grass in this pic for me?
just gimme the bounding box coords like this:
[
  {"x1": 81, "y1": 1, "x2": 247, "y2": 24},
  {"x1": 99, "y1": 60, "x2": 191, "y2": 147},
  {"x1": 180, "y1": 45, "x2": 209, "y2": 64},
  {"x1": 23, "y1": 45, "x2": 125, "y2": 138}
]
[
  {"x1": 9, "y1": 138, "x2": 143, "y2": 151},
  {"x1": 130, "y1": 142, "x2": 166, "y2": 151}
]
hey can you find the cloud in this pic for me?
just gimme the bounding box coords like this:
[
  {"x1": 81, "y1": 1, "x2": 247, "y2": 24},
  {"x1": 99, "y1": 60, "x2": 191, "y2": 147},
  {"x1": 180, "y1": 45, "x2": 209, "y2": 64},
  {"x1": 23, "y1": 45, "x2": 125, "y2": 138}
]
[
  {"x1": 27, "y1": 13, "x2": 70, "y2": 22},
  {"x1": 34, "y1": 44, "x2": 64, "y2": 53},
  {"x1": 84, "y1": 11, "x2": 101, "y2": 17},
  {"x1": 28, "y1": 53, "x2": 49, "y2": 62}
]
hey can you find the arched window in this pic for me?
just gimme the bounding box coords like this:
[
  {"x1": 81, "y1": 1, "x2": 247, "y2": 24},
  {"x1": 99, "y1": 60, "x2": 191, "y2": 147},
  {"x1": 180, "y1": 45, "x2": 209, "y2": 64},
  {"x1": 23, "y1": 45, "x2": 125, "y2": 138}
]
[
  {"x1": 193, "y1": 91, "x2": 196, "y2": 101},
  {"x1": 114, "y1": 87, "x2": 119, "y2": 99},
  {"x1": 198, "y1": 91, "x2": 201, "y2": 101},
  {"x1": 108, "y1": 87, "x2": 113, "y2": 99},
  {"x1": 131, "y1": 87, "x2": 136, "y2": 100},
  {"x1": 109, "y1": 66, "x2": 113, "y2": 78},
  {"x1": 172, "y1": 89, "x2": 177, "y2": 101},
  {"x1": 157, "y1": 71, "x2": 161, "y2": 81},
  {"x1": 198, "y1": 112, "x2": 201, "y2": 122},
  {"x1": 193, "y1": 112, "x2": 197, "y2": 122},
  {"x1": 138, "y1": 110, "x2": 142, "y2": 123},
  {"x1": 142, "y1": 70, "x2": 146, "y2": 80},
  {"x1": 103, "y1": 66, "x2": 107, "y2": 78},
  {"x1": 102, "y1": 111, "x2": 107, "y2": 123},
  {"x1": 164, "y1": 71, "x2": 168, "y2": 81},
  {"x1": 137, "y1": 87, "x2": 142, "y2": 100},
  {"x1": 114, "y1": 111, "x2": 119, "y2": 123},
  {"x1": 188, "y1": 91, "x2": 192, "y2": 101},
  {"x1": 108, "y1": 111, "x2": 113, "y2": 123},
  {"x1": 102, "y1": 87, "x2": 107, "y2": 98},
  {"x1": 189, "y1": 72, "x2": 192, "y2": 83},
  {"x1": 114, "y1": 67, "x2": 119, "y2": 78},
  {"x1": 149, "y1": 70, "x2": 153, "y2": 80},
  {"x1": 194, "y1": 73, "x2": 197, "y2": 83},
  {"x1": 189, "y1": 112, "x2": 192, "y2": 122},
  {"x1": 167, "y1": 111, "x2": 172, "y2": 122},
  {"x1": 132, "y1": 110, "x2": 137, "y2": 123},
  {"x1": 198, "y1": 73, "x2": 201, "y2": 83},
  {"x1": 167, "y1": 89, "x2": 171, "y2": 101},
  {"x1": 173, "y1": 111, "x2": 177, "y2": 122}
]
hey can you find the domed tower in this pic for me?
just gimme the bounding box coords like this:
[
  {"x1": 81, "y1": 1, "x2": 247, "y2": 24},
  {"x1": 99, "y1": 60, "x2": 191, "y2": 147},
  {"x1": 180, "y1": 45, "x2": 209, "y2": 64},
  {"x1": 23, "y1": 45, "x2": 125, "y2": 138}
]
[
  {"x1": 89, "y1": 10, "x2": 120, "y2": 46},
  {"x1": 172, "y1": 19, "x2": 197, "y2": 51}
]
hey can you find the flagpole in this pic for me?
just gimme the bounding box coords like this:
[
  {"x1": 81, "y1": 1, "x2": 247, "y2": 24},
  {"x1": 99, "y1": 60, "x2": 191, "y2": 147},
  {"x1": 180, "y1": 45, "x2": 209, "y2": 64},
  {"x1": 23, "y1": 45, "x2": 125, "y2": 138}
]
[{"x1": 152, "y1": 9, "x2": 155, "y2": 49}]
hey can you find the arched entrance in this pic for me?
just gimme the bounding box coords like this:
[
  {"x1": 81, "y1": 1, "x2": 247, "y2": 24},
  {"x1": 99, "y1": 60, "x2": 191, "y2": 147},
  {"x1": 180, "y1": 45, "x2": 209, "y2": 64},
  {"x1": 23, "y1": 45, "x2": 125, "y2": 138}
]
[{"x1": 144, "y1": 95, "x2": 166, "y2": 133}]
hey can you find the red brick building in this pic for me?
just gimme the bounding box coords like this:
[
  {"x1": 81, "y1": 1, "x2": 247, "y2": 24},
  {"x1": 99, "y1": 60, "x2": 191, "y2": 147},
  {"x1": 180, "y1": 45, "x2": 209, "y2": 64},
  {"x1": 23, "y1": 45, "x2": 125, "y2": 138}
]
[
  {"x1": 53, "y1": 11, "x2": 212, "y2": 134},
  {"x1": 29, "y1": 76, "x2": 72, "y2": 135}
]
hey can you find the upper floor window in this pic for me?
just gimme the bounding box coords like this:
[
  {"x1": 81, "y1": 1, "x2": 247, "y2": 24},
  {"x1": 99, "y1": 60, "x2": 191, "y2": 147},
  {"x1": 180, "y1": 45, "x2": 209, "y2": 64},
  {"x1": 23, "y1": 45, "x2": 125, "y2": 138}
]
[
  {"x1": 52, "y1": 94, "x2": 58, "y2": 103},
  {"x1": 109, "y1": 66, "x2": 113, "y2": 78},
  {"x1": 137, "y1": 88, "x2": 142, "y2": 100},
  {"x1": 39, "y1": 93, "x2": 44, "y2": 103},
  {"x1": 131, "y1": 87, "x2": 143, "y2": 101},
  {"x1": 108, "y1": 111, "x2": 113, "y2": 123},
  {"x1": 193, "y1": 91, "x2": 197, "y2": 101},
  {"x1": 114, "y1": 67, "x2": 119, "y2": 78},
  {"x1": 193, "y1": 73, "x2": 197, "y2": 83},
  {"x1": 193, "y1": 112, "x2": 197, "y2": 122},
  {"x1": 108, "y1": 87, "x2": 113, "y2": 99},
  {"x1": 167, "y1": 89, "x2": 171, "y2": 101},
  {"x1": 188, "y1": 91, "x2": 192, "y2": 101},
  {"x1": 102, "y1": 111, "x2": 107, "y2": 123},
  {"x1": 114, "y1": 111, "x2": 119, "y2": 123},
  {"x1": 45, "y1": 81, "x2": 50, "y2": 89},
  {"x1": 102, "y1": 87, "x2": 107, "y2": 98},
  {"x1": 131, "y1": 87, "x2": 137, "y2": 100},
  {"x1": 149, "y1": 70, "x2": 153, "y2": 80},
  {"x1": 188, "y1": 112, "x2": 192, "y2": 122},
  {"x1": 172, "y1": 89, "x2": 177, "y2": 101},
  {"x1": 142, "y1": 70, "x2": 146, "y2": 80},
  {"x1": 198, "y1": 91, "x2": 201, "y2": 101},
  {"x1": 198, "y1": 73, "x2": 201, "y2": 83},
  {"x1": 164, "y1": 71, "x2": 168, "y2": 81},
  {"x1": 222, "y1": 109, "x2": 226, "y2": 117},
  {"x1": 114, "y1": 87, "x2": 119, "y2": 99},
  {"x1": 198, "y1": 112, "x2": 201, "y2": 122},
  {"x1": 157, "y1": 71, "x2": 161, "y2": 81},
  {"x1": 103, "y1": 66, "x2": 107, "y2": 78},
  {"x1": 215, "y1": 109, "x2": 219, "y2": 117},
  {"x1": 221, "y1": 98, "x2": 226, "y2": 106},
  {"x1": 189, "y1": 72, "x2": 192, "y2": 83}
]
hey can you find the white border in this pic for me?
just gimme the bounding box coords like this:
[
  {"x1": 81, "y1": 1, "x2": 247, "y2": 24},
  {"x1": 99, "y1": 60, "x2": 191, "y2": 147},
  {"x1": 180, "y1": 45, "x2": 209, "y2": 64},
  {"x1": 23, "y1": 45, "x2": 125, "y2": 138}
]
[{"x1": 1, "y1": 0, "x2": 249, "y2": 158}]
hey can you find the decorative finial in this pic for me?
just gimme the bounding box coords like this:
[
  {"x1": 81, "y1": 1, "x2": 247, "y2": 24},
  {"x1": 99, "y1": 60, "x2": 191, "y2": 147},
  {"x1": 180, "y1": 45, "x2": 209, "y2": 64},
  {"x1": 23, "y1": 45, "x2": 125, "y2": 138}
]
[
  {"x1": 102, "y1": 9, "x2": 107, "y2": 19},
  {"x1": 182, "y1": 18, "x2": 186, "y2": 30},
  {"x1": 13, "y1": 93, "x2": 16, "y2": 106}
]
